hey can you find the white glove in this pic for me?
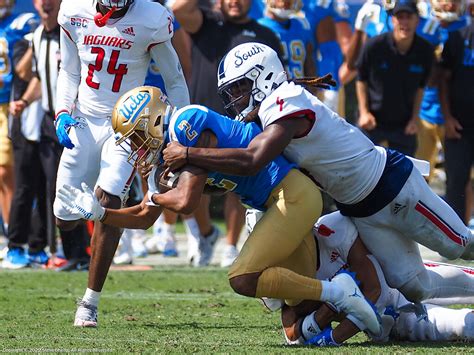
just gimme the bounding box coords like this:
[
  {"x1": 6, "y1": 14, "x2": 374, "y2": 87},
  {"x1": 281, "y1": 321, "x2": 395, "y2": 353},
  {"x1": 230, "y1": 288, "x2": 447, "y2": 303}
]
[
  {"x1": 355, "y1": 2, "x2": 380, "y2": 32},
  {"x1": 366, "y1": 314, "x2": 395, "y2": 343},
  {"x1": 57, "y1": 183, "x2": 106, "y2": 221}
]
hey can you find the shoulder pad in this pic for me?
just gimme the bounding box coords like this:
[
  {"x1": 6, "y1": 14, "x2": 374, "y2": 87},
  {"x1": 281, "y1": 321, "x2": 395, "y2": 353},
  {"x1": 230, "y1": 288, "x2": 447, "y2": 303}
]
[
  {"x1": 10, "y1": 13, "x2": 38, "y2": 32},
  {"x1": 169, "y1": 105, "x2": 208, "y2": 146}
]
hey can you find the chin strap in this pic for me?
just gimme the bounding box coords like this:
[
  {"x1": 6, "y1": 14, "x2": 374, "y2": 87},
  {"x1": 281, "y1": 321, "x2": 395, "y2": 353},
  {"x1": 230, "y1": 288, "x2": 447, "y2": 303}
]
[{"x1": 94, "y1": 6, "x2": 117, "y2": 27}]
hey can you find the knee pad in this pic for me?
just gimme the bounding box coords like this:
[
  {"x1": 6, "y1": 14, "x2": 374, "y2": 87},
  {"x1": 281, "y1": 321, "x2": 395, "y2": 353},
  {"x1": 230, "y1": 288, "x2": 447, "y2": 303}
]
[{"x1": 399, "y1": 270, "x2": 434, "y2": 302}]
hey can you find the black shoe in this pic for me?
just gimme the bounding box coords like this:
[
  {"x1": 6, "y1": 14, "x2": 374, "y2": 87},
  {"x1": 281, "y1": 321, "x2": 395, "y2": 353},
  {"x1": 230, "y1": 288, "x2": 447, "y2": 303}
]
[{"x1": 56, "y1": 258, "x2": 90, "y2": 272}]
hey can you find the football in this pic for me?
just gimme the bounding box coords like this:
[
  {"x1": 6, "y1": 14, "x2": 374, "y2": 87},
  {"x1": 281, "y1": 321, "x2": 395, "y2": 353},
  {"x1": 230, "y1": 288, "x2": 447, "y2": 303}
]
[{"x1": 158, "y1": 169, "x2": 181, "y2": 193}]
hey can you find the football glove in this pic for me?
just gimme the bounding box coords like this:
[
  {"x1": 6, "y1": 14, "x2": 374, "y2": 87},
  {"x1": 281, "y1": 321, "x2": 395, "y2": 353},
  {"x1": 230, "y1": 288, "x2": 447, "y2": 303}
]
[
  {"x1": 305, "y1": 327, "x2": 340, "y2": 347},
  {"x1": 57, "y1": 183, "x2": 106, "y2": 221},
  {"x1": 354, "y1": 2, "x2": 380, "y2": 32},
  {"x1": 55, "y1": 112, "x2": 80, "y2": 149}
]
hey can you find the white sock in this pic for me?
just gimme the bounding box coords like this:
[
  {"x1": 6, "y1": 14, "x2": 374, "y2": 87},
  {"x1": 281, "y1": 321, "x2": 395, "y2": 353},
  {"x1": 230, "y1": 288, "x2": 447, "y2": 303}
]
[
  {"x1": 152, "y1": 214, "x2": 165, "y2": 236},
  {"x1": 183, "y1": 217, "x2": 200, "y2": 239},
  {"x1": 161, "y1": 221, "x2": 176, "y2": 236},
  {"x1": 83, "y1": 288, "x2": 101, "y2": 308},
  {"x1": 319, "y1": 280, "x2": 343, "y2": 304},
  {"x1": 3, "y1": 223, "x2": 7, "y2": 235}
]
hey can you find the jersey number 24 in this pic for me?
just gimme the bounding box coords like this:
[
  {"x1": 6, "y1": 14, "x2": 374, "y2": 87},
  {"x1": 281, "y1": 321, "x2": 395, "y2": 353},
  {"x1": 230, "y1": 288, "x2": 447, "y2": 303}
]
[{"x1": 86, "y1": 46, "x2": 128, "y2": 92}]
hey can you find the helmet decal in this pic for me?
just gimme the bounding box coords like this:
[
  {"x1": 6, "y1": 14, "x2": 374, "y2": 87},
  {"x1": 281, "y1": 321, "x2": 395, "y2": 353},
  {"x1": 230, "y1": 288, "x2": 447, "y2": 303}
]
[
  {"x1": 232, "y1": 44, "x2": 267, "y2": 68},
  {"x1": 119, "y1": 92, "x2": 151, "y2": 125}
]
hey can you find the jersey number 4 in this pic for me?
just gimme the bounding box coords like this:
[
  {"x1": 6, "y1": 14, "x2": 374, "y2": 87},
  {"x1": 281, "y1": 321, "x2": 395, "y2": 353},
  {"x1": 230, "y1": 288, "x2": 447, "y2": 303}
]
[{"x1": 86, "y1": 47, "x2": 128, "y2": 92}]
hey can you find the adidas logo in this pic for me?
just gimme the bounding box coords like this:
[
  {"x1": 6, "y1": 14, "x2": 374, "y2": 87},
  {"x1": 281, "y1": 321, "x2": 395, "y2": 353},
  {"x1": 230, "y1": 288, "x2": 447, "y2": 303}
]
[
  {"x1": 122, "y1": 26, "x2": 135, "y2": 36},
  {"x1": 393, "y1": 203, "x2": 406, "y2": 215}
]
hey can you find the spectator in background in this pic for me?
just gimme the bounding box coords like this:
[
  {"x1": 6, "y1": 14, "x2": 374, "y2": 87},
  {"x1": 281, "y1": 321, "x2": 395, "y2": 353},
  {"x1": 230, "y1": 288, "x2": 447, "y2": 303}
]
[
  {"x1": 2, "y1": 11, "x2": 41, "y2": 269},
  {"x1": 258, "y1": 0, "x2": 315, "y2": 78},
  {"x1": 356, "y1": 0, "x2": 434, "y2": 156},
  {"x1": 8, "y1": 0, "x2": 90, "y2": 271},
  {"x1": 302, "y1": 0, "x2": 344, "y2": 113},
  {"x1": 440, "y1": 2, "x2": 474, "y2": 223},
  {"x1": 0, "y1": 1, "x2": 37, "y2": 237},
  {"x1": 415, "y1": 0, "x2": 470, "y2": 182},
  {"x1": 172, "y1": 0, "x2": 283, "y2": 267}
]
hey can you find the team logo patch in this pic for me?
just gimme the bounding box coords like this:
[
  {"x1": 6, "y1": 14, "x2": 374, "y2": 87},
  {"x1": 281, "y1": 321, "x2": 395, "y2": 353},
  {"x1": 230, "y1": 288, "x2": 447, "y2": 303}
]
[
  {"x1": 122, "y1": 26, "x2": 135, "y2": 36},
  {"x1": 119, "y1": 92, "x2": 151, "y2": 125},
  {"x1": 70, "y1": 17, "x2": 89, "y2": 28}
]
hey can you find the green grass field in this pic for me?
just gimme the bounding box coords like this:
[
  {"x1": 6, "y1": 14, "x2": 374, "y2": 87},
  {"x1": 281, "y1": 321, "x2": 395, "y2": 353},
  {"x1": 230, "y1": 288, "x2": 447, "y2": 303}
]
[{"x1": 1, "y1": 268, "x2": 473, "y2": 353}]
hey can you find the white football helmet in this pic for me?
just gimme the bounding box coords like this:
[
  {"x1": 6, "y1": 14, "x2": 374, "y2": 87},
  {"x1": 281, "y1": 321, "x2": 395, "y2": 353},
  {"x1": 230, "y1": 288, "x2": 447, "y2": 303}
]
[
  {"x1": 382, "y1": 0, "x2": 396, "y2": 10},
  {"x1": 265, "y1": 0, "x2": 302, "y2": 19},
  {"x1": 97, "y1": 0, "x2": 134, "y2": 9},
  {"x1": 217, "y1": 42, "x2": 287, "y2": 120},
  {"x1": 430, "y1": 0, "x2": 466, "y2": 22}
]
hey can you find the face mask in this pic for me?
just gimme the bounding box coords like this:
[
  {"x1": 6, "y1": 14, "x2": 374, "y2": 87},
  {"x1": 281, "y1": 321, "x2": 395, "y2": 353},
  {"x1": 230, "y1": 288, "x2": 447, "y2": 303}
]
[
  {"x1": 270, "y1": 8, "x2": 294, "y2": 19},
  {"x1": 438, "y1": 11, "x2": 460, "y2": 21}
]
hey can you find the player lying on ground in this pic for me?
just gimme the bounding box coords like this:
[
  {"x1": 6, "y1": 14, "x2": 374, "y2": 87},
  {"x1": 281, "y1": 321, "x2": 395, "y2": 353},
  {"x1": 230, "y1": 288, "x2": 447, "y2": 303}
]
[
  {"x1": 57, "y1": 86, "x2": 382, "y2": 335},
  {"x1": 249, "y1": 211, "x2": 474, "y2": 345},
  {"x1": 162, "y1": 42, "x2": 474, "y2": 312}
]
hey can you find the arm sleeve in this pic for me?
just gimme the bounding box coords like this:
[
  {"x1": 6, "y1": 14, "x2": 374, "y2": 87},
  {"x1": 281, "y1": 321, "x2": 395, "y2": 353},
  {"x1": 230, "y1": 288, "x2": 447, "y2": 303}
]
[
  {"x1": 149, "y1": 40, "x2": 190, "y2": 109},
  {"x1": 55, "y1": 27, "x2": 80, "y2": 116}
]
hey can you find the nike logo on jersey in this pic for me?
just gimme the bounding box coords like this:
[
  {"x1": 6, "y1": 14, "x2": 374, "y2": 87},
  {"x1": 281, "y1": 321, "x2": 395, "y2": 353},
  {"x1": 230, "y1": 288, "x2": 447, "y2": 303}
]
[
  {"x1": 122, "y1": 26, "x2": 135, "y2": 36},
  {"x1": 83, "y1": 35, "x2": 133, "y2": 49}
]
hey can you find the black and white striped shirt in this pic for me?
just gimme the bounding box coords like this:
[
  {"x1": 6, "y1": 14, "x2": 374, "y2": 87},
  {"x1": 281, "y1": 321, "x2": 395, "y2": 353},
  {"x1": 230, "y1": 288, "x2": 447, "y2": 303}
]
[{"x1": 32, "y1": 25, "x2": 61, "y2": 115}]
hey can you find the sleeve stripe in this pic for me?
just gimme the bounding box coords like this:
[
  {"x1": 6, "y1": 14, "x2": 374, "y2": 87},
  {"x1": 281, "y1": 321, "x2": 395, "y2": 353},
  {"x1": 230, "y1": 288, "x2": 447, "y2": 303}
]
[
  {"x1": 278, "y1": 109, "x2": 316, "y2": 138},
  {"x1": 147, "y1": 41, "x2": 166, "y2": 52},
  {"x1": 60, "y1": 25, "x2": 74, "y2": 42}
]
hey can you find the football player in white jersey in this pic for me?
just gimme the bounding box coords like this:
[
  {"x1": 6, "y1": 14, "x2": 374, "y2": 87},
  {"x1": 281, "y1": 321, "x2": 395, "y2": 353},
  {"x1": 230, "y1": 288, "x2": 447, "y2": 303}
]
[
  {"x1": 54, "y1": 0, "x2": 189, "y2": 327},
  {"x1": 268, "y1": 212, "x2": 474, "y2": 346},
  {"x1": 162, "y1": 42, "x2": 474, "y2": 311}
]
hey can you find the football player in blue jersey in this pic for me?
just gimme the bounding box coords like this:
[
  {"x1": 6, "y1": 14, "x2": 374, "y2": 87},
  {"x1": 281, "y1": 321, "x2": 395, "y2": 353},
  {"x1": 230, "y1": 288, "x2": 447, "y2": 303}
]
[
  {"x1": 57, "y1": 86, "x2": 382, "y2": 336},
  {"x1": 126, "y1": 0, "x2": 197, "y2": 262},
  {"x1": 415, "y1": 0, "x2": 470, "y2": 182},
  {"x1": 0, "y1": 0, "x2": 38, "y2": 236},
  {"x1": 301, "y1": 0, "x2": 344, "y2": 113},
  {"x1": 258, "y1": 0, "x2": 316, "y2": 78},
  {"x1": 346, "y1": 0, "x2": 394, "y2": 70}
]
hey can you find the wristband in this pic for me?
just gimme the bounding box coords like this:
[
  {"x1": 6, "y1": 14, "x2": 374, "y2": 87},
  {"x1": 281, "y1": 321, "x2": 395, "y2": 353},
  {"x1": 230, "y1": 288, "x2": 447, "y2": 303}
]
[
  {"x1": 20, "y1": 97, "x2": 29, "y2": 106},
  {"x1": 99, "y1": 208, "x2": 108, "y2": 223},
  {"x1": 146, "y1": 190, "x2": 161, "y2": 207}
]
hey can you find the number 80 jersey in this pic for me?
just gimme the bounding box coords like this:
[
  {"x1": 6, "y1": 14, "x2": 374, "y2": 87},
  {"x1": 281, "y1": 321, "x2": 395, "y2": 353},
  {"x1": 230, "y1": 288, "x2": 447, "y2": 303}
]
[{"x1": 58, "y1": 0, "x2": 174, "y2": 118}]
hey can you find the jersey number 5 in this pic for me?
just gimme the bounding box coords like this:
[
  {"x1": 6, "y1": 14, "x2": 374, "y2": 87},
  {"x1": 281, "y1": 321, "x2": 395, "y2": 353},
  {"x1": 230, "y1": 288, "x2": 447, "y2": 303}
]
[{"x1": 86, "y1": 47, "x2": 128, "y2": 92}]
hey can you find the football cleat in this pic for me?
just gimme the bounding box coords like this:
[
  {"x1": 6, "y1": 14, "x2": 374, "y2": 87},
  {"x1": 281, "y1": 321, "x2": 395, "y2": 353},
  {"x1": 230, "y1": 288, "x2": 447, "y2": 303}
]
[
  {"x1": 27, "y1": 250, "x2": 49, "y2": 265},
  {"x1": 220, "y1": 244, "x2": 239, "y2": 267},
  {"x1": 330, "y1": 273, "x2": 382, "y2": 336},
  {"x1": 114, "y1": 229, "x2": 134, "y2": 265},
  {"x1": 74, "y1": 300, "x2": 98, "y2": 327},
  {"x1": 2, "y1": 247, "x2": 29, "y2": 269},
  {"x1": 193, "y1": 226, "x2": 221, "y2": 267}
]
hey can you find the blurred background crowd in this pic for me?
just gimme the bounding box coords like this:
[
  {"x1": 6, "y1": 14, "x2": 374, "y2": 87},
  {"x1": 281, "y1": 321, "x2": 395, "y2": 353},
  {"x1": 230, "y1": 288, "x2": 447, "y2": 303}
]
[{"x1": 0, "y1": 0, "x2": 473, "y2": 271}]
